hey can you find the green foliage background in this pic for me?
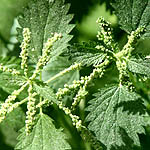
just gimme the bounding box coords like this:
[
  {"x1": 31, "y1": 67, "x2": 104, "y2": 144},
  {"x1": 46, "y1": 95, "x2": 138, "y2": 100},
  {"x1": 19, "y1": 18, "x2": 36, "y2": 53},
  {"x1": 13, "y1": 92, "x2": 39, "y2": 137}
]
[{"x1": 0, "y1": 0, "x2": 150, "y2": 150}]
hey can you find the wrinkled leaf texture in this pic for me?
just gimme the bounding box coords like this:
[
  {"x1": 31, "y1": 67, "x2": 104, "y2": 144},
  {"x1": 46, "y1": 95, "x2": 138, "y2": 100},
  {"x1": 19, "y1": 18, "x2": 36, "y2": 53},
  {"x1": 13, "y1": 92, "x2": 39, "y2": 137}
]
[
  {"x1": 112, "y1": 0, "x2": 150, "y2": 38},
  {"x1": 86, "y1": 85, "x2": 147, "y2": 149},
  {"x1": 17, "y1": 0, "x2": 75, "y2": 63},
  {"x1": 15, "y1": 114, "x2": 71, "y2": 150}
]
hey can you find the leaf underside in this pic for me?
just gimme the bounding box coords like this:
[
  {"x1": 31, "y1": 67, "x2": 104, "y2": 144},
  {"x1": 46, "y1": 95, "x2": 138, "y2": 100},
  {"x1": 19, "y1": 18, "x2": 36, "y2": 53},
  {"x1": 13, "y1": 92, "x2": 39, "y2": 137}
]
[
  {"x1": 86, "y1": 85, "x2": 147, "y2": 149},
  {"x1": 0, "y1": 56, "x2": 21, "y2": 70},
  {"x1": 0, "y1": 57, "x2": 26, "y2": 98}
]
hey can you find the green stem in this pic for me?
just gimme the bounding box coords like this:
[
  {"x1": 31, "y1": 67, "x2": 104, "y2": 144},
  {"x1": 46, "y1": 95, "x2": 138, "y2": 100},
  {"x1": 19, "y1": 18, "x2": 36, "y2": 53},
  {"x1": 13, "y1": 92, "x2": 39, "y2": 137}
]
[
  {"x1": 45, "y1": 63, "x2": 81, "y2": 84},
  {"x1": 39, "y1": 72, "x2": 43, "y2": 114},
  {"x1": 16, "y1": 98, "x2": 28, "y2": 106},
  {"x1": 39, "y1": 96, "x2": 43, "y2": 115}
]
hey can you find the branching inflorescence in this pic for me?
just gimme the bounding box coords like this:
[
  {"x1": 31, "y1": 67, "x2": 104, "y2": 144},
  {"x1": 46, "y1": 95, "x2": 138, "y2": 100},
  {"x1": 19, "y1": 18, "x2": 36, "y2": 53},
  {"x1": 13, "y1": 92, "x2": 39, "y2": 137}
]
[
  {"x1": 0, "y1": 18, "x2": 113, "y2": 138},
  {"x1": 0, "y1": 28, "x2": 63, "y2": 135},
  {"x1": 53, "y1": 17, "x2": 147, "y2": 141},
  {"x1": 56, "y1": 17, "x2": 145, "y2": 112},
  {"x1": 0, "y1": 12, "x2": 148, "y2": 150},
  {"x1": 1, "y1": 0, "x2": 150, "y2": 149}
]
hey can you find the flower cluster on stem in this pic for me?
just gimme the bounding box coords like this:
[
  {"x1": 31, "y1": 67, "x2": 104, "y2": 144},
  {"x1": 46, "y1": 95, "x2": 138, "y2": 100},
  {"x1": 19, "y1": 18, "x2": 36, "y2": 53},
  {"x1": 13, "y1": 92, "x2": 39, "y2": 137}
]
[
  {"x1": 7, "y1": 92, "x2": 37, "y2": 114},
  {"x1": 58, "y1": 102, "x2": 101, "y2": 149},
  {"x1": 58, "y1": 102, "x2": 83, "y2": 130},
  {"x1": 115, "y1": 26, "x2": 145, "y2": 59},
  {"x1": 30, "y1": 33, "x2": 62, "y2": 80},
  {"x1": 20, "y1": 28, "x2": 31, "y2": 77},
  {"x1": 56, "y1": 58, "x2": 110, "y2": 111},
  {"x1": 25, "y1": 82, "x2": 36, "y2": 135},
  {"x1": 114, "y1": 26, "x2": 145, "y2": 84},
  {"x1": 71, "y1": 59, "x2": 110, "y2": 110},
  {"x1": 0, "y1": 82, "x2": 28, "y2": 123},
  {"x1": 56, "y1": 80, "x2": 84, "y2": 99},
  {"x1": 0, "y1": 28, "x2": 63, "y2": 135},
  {"x1": 96, "y1": 17, "x2": 116, "y2": 52},
  {"x1": 0, "y1": 63, "x2": 20, "y2": 75}
]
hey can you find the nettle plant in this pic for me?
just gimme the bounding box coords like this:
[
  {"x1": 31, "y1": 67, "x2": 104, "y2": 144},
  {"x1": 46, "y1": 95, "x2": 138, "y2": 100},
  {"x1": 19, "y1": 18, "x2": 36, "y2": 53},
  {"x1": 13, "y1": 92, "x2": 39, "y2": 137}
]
[{"x1": 0, "y1": 0, "x2": 150, "y2": 150}]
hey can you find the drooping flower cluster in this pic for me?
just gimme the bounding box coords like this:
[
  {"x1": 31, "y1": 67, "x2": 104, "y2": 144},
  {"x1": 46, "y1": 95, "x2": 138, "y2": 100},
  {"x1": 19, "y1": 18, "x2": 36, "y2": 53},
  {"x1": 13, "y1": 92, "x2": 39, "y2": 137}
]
[
  {"x1": 56, "y1": 59, "x2": 110, "y2": 111},
  {"x1": 58, "y1": 102, "x2": 83, "y2": 130}
]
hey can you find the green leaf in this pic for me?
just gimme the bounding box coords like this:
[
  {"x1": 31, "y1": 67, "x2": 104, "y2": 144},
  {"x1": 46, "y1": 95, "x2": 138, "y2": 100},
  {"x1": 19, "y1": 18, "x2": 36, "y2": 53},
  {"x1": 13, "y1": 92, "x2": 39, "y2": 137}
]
[
  {"x1": 0, "y1": 0, "x2": 29, "y2": 39},
  {"x1": 69, "y1": 42, "x2": 106, "y2": 66},
  {"x1": 0, "y1": 0, "x2": 29, "y2": 56},
  {"x1": 112, "y1": 0, "x2": 150, "y2": 37},
  {"x1": 127, "y1": 58, "x2": 150, "y2": 77},
  {"x1": 15, "y1": 114, "x2": 71, "y2": 150},
  {"x1": 0, "y1": 56, "x2": 21, "y2": 70},
  {"x1": 0, "y1": 39, "x2": 8, "y2": 57},
  {"x1": 0, "y1": 57, "x2": 27, "y2": 99},
  {"x1": 18, "y1": 0, "x2": 75, "y2": 63},
  {"x1": 86, "y1": 85, "x2": 147, "y2": 149},
  {"x1": 0, "y1": 88, "x2": 8, "y2": 101},
  {"x1": 0, "y1": 73, "x2": 28, "y2": 101},
  {"x1": 0, "y1": 73, "x2": 25, "y2": 94},
  {"x1": 33, "y1": 83, "x2": 58, "y2": 104},
  {"x1": 0, "y1": 107, "x2": 25, "y2": 147},
  {"x1": 42, "y1": 56, "x2": 79, "y2": 89}
]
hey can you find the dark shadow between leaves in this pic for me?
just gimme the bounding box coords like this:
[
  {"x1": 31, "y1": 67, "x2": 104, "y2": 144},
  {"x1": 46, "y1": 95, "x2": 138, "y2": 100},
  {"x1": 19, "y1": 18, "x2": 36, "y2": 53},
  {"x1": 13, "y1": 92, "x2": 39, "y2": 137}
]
[
  {"x1": 114, "y1": 98, "x2": 146, "y2": 115},
  {"x1": 0, "y1": 129, "x2": 14, "y2": 150},
  {"x1": 80, "y1": 128, "x2": 106, "y2": 150},
  {"x1": 110, "y1": 127, "x2": 141, "y2": 150},
  {"x1": 139, "y1": 126, "x2": 150, "y2": 150}
]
